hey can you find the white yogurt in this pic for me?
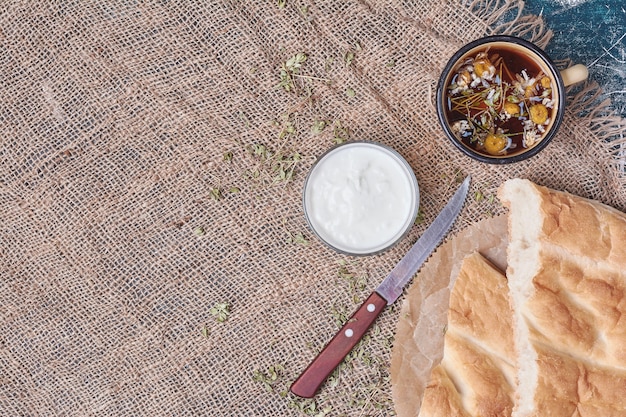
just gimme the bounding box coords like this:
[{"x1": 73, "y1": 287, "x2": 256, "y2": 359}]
[{"x1": 304, "y1": 142, "x2": 419, "y2": 255}]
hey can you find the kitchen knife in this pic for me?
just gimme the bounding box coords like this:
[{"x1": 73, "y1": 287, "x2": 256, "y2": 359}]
[{"x1": 290, "y1": 175, "x2": 470, "y2": 398}]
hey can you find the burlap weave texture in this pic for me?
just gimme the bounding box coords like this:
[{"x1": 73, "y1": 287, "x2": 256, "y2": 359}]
[{"x1": 1, "y1": 1, "x2": 624, "y2": 416}]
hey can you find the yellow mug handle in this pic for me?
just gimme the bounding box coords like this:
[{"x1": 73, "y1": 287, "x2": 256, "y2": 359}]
[{"x1": 561, "y1": 64, "x2": 588, "y2": 87}]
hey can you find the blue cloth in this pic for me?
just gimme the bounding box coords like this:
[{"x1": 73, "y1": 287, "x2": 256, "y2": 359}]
[{"x1": 524, "y1": 0, "x2": 626, "y2": 116}]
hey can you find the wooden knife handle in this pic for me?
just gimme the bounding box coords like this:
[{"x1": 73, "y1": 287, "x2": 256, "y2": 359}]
[{"x1": 290, "y1": 291, "x2": 387, "y2": 398}]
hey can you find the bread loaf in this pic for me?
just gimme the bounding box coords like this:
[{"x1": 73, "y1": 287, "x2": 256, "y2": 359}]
[
  {"x1": 419, "y1": 252, "x2": 516, "y2": 417},
  {"x1": 498, "y1": 178, "x2": 626, "y2": 417}
]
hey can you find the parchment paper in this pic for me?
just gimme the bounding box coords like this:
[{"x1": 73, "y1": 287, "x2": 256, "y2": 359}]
[{"x1": 390, "y1": 215, "x2": 509, "y2": 417}]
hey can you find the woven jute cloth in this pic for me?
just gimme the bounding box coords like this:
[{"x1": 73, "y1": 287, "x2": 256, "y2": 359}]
[{"x1": 1, "y1": 1, "x2": 624, "y2": 416}]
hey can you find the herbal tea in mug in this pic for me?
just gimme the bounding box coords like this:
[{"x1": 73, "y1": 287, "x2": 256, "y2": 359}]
[
  {"x1": 437, "y1": 36, "x2": 587, "y2": 163},
  {"x1": 446, "y1": 46, "x2": 556, "y2": 156}
]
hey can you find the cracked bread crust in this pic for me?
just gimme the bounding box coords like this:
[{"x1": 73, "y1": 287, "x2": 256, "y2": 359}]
[
  {"x1": 419, "y1": 252, "x2": 516, "y2": 417},
  {"x1": 498, "y1": 178, "x2": 626, "y2": 417}
]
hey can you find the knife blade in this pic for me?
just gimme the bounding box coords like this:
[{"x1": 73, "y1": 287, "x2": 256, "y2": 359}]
[{"x1": 290, "y1": 175, "x2": 470, "y2": 398}]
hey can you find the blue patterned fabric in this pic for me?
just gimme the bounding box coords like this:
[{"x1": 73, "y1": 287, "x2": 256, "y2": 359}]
[{"x1": 525, "y1": 0, "x2": 626, "y2": 115}]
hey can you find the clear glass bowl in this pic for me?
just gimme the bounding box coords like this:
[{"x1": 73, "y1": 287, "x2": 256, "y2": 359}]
[{"x1": 303, "y1": 141, "x2": 420, "y2": 256}]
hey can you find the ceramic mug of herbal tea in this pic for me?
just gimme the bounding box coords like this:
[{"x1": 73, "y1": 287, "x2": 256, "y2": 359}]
[{"x1": 436, "y1": 35, "x2": 588, "y2": 163}]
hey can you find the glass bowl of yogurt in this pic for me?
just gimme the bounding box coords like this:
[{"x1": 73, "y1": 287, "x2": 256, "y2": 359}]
[{"x1": 303, "y1": 141, "x2": 420, "y2": 256}]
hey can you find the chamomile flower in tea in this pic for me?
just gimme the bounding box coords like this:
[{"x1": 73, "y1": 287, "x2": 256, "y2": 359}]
[{"x1": 445, "y1": 47, "x2": 556, "y2": 157}]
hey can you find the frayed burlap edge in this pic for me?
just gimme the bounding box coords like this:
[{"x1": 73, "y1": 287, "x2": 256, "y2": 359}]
[
  {"x1": 568, "y1": 83, "x2": 626, "y2": 208},
  {"x1": 473, "y1": 0, "x2": 625, "y2": 206}
]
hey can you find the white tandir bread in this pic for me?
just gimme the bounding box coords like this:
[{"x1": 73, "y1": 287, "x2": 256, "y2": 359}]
[
  {"x1": 419, "y1": 252, "x2": 517, "y2": 417},
  {"x1": 498, "y1": 178, "x2": 626, "y2": 417}
]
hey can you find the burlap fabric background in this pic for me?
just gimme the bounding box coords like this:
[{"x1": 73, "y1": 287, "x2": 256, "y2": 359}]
[{"x1": 1, "y1": 1, "x2": 624, "y2": 416}]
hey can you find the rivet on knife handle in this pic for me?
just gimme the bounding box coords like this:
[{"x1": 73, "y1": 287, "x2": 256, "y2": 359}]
[{"x1": 289, "y1": 292, "x2": 387, "y2": 398}]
